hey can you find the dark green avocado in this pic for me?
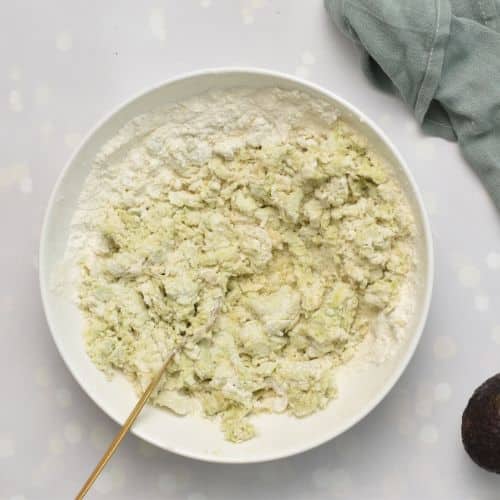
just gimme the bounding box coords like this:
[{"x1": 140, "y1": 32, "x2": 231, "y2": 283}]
[{"x1": 461, "y1": 373, "x2": 500, "y2": 474}]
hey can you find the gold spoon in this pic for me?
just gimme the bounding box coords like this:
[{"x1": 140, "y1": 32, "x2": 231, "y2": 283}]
[
  {"x1": 76, "y1": 300, "x2": 221, "y2": 498},
  {"x1": 76, "y1": 350, "x2": 177, "y2": 499}
]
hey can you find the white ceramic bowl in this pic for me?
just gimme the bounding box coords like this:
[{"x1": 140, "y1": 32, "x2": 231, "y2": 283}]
[{"x1": 39, "y1": 68, "x2": 433, "y2": 464}]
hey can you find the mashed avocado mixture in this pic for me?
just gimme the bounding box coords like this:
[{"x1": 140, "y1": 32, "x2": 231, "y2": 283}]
[{"x1": 71, "y1": 90, "x2": 415, "y2": 442}]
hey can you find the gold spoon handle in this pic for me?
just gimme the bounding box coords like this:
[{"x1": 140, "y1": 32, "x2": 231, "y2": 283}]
[{"x1": 76, "y1": 352, "x2": 176, "y2": 499}]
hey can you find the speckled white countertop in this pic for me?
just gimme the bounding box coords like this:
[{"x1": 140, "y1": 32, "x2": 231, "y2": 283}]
[{"x1": 1, "y1": 1, "x2": 500, "y2": 499}]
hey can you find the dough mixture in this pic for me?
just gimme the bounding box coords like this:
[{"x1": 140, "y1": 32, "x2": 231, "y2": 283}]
[{"x1": 63, "y1": 88, "x2": 417, "y2": 442}]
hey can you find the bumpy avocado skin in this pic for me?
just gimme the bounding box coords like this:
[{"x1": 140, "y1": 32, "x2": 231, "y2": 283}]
[{"x1": 461, "y1": 373, "x2": 500, "y2": 474}]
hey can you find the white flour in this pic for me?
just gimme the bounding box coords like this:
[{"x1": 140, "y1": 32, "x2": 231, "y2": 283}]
[{"x1": 66, "y1": 88, "x2": 339, "y2": 259}]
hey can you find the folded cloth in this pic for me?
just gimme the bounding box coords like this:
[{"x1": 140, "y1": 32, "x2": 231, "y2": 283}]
[{"x1": 325, "y1": 0, "x2": 500, "y2": 210}]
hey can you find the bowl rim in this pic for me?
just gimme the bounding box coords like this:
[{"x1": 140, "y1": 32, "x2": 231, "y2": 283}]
[{"x1": 39, "y1": 66, "x2": 434, "y2": 464}]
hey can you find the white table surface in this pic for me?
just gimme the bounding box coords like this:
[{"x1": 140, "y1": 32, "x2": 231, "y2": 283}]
[{"x1": 2, "y1": 1, "x2": 500, "y2": 498}]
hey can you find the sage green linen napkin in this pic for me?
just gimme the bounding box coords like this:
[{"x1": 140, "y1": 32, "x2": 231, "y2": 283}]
[{"x1": 325, "y1": 0, "x2": 500, "y2": 210}]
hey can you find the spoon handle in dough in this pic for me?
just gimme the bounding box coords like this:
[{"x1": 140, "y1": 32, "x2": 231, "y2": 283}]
[{"x1": 75, "y1": 351, "x2": 177, "y2": 499}]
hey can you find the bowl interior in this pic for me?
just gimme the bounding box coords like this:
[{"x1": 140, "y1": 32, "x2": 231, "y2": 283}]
[{"x1": 40, "y1": 69, "x2": 433, "y2": 463}]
